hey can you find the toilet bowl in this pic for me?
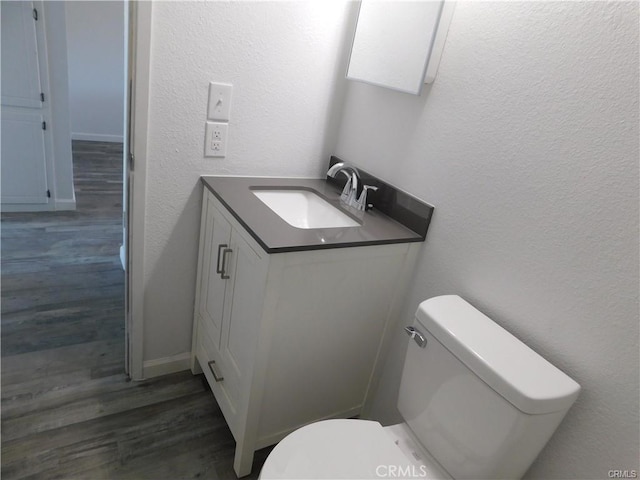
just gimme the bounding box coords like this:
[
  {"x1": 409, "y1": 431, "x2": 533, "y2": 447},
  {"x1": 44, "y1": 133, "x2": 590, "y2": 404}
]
[
  {"x1": 260, "y1": 295, "x2": 581, "y2": 480},
  {"x1": 260, "y1": 419, "x2": 450, "y2": 480}
]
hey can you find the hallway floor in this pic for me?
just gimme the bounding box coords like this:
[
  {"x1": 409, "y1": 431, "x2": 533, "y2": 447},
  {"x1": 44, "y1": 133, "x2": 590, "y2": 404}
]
[{"x1": 1, "y1": 141, "x2": 269, "y2": 479}]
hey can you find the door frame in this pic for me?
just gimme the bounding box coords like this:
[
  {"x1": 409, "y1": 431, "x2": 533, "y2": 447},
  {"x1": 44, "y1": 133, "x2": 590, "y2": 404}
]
[{"x1": 126, "y1": 0, "x2": 152, "y2": 380}]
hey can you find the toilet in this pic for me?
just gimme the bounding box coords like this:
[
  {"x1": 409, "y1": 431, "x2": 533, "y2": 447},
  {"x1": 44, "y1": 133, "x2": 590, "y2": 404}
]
[{"x1": 259, "y1": 295, "x2": 581, "y2": 479}]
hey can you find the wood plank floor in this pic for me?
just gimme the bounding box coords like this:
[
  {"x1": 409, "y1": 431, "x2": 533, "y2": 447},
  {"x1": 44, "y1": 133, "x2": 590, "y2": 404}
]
[{"x1": 1, "y1": 141, "x2": 271, "y2": 479}]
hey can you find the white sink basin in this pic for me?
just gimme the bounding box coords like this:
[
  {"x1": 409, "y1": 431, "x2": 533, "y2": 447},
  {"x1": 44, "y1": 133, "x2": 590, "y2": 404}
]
[{"x1": 252, "y1": 189, "x2": 360, "y2": 229}]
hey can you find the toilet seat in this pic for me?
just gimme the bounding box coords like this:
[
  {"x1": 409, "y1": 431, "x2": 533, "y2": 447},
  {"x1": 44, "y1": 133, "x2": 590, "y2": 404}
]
[{"x1": 259, "y1": 419, "x2": 449, "y2": 480}]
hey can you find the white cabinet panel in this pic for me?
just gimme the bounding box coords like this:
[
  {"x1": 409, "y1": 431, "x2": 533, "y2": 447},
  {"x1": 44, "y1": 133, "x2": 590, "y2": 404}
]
[
  {"x1": 1, "y1": 0, "x2": 52, "y2": 209},
  {"x1": 199, "y1": 196, "x2": 232, "y2": 348},
  {"x1": 1, "y1": 1, "x2": 43, "y2": 109},
  {"x1": 197, "y1": 324, "x2": 239, "y2": 437},
  {"x1": 1, "y1": 111, "x2": 48, "y2": 204},
  {"x1": 256, "y1": 249, "x2": 406, "y2": 437},
  {"x1": 194, "y1": 191, "x2": 269, "y2": 446},
  {"x1": 220, "y1": 229, "x2": 267, "y2": 406}
]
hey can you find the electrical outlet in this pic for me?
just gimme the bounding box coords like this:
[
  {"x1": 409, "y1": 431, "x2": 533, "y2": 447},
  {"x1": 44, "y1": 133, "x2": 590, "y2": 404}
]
[
  {"x1": 204, "y1": 121, "x2": 228, "y2": 157},
  {"x1": 207, "y1": 82, "x2": 233, "y2": 121}
]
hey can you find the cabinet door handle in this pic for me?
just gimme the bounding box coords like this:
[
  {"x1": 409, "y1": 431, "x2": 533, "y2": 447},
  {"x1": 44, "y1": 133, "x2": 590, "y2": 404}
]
[
  {"x1": 216, "y1": 244, "x2": 228, "y2": 275},
  {"x1": 221, "y1": 248, "x2": 232, "y2": 279},
  {"x1": 207, "y1": 360, "x2": 224, "y2": 382}
]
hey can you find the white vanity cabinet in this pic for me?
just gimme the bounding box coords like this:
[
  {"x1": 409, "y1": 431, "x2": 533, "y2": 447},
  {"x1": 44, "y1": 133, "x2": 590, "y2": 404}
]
[
  {"x1": 191, "y1": 187, "x2": 420, "y2": 477},
  {"x1": 193, "y1": 190, "x2": 269, "y2": 444}
]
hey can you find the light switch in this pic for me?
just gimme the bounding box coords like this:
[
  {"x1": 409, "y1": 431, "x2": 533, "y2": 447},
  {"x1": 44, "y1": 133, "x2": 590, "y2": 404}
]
[{"x1": 207, "y1": 82, "x2": 233, "y2": 121}]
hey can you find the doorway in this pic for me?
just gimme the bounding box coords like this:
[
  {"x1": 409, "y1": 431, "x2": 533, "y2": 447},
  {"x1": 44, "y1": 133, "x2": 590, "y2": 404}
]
[
  {"x1": 1, "y1": 1, "x2": 129, "y2": 371},
  {"x1": 0, "y1": 0, "x2": 150, "y2": 378}
]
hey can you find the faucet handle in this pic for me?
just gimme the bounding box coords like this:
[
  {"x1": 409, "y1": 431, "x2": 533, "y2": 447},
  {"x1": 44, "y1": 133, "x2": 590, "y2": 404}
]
[
  {"x1": 356, "y1": 185, "x2": 378, "y2": 211},
  {"x1": 340, "y1": 176, "x2": 354, "y2": 204}
]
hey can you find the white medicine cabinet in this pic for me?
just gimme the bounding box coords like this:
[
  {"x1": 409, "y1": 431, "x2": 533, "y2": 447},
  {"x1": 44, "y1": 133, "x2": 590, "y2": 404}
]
[{"x1": 346, "y1": 0, "x2": 455, "y2": 95}]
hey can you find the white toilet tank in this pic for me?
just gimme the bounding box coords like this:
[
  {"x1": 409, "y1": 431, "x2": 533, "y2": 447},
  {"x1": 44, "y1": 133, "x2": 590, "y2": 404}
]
[{"x1": 398, "y1": 296, "x2": 580, "y2": 479}]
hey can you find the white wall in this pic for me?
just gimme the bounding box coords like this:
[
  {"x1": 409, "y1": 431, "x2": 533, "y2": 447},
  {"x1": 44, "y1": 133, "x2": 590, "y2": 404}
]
[
  {"x1": 65, "y1": 1, "x2": 124, "y2": 143},
  {"x1": 142, "y1": 2, "x2": 355, "y2": 366},
  {"x1": 335, "y1": 2, "x2": 639, "y2": 478},
  {"x1": 44, "y1": 1, "x2": 75, "y2": 208}
]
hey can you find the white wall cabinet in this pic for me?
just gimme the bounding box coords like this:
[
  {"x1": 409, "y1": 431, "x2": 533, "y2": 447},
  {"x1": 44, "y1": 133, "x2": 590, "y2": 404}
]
[
  {"x1": 1, "y1": 1, "x2": 50, "y2": 207},
  {"x1": 191, "y1": 187, "x2": 420, "y2": 477},
  {"x1": 2, "y1": 1, "x2": 75, "y2": 211}
]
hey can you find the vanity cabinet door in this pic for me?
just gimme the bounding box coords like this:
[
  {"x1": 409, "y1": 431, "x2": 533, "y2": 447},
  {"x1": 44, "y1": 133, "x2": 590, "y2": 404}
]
[
  {"x1": 199, "y1": 195, "x2": 232, "y2": 349},
  {"x1": 218, "y1": 228, "x2": 268, "y2": 419},
  {"x1": 195, "y1": 191, "x2": 269, "y2": 446}
]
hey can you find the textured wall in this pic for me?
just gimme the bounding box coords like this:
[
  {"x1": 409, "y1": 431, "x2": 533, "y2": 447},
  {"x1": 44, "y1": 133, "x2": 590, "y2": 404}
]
[
  {"x1": 143, "y1": 2, "x2": 355, "y2": 361},
  {"x1": 335, "y1": 2, "x2": 639, "y2": 478},
  {"x1": 65, "y1": 1, "x2": 125, "y2": 142}
]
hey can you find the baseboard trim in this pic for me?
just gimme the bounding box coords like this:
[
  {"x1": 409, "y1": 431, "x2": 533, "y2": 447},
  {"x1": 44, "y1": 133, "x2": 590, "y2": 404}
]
[
  {"x1": 1, "y1": 203, "x2": 53, "y2": 212},
  {"x1": 142, "y1": 352, "x2": 191, "y2": 379},
  {"x1": 55, "y1": 198, "x2": 77, "y2": 211},
  {"x1": 72, "y1": 132, "x2": 124, "y2": 143},
  {"x1": 2, "y1": 198, "x2": 76, "y2": 212}
]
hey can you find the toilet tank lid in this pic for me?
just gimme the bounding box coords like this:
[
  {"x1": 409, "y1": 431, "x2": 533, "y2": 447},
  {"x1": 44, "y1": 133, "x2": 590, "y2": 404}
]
[{"x1": 415, "y1": 296, "x2": 581, "y2": 415}]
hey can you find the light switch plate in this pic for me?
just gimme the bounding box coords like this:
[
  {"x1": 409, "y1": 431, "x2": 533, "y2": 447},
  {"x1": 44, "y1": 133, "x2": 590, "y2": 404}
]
[
  {"x1": 204, "y1": 121, "x2": 228, "y2": 157},
  {"x1": 207, "y1": 82, "x2": 233, "y2": 121}
]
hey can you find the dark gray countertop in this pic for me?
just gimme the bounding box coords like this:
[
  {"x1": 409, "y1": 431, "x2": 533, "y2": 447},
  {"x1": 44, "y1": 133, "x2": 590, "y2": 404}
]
[{"x1": 201, "y1": 176, "x2": 425, "y2": 253}]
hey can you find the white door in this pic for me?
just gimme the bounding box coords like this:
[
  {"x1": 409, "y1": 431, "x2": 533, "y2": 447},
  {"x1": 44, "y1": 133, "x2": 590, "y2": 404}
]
[{"x1": 1, "y1": 1, "x2": 50, "y2": 205}]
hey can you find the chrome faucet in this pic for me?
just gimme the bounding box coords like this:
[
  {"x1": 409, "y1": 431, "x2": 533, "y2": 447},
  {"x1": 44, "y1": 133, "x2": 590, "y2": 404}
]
[
  {"x1": 355, "y1": 184, "x2": 378, "y2": 211},
  {"x1": 326, "y1": 162, "x2": 360, "y2": 208}
]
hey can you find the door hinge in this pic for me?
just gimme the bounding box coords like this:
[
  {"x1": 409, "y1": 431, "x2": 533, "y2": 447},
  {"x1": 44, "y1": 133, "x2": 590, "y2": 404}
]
[
  {"x1": 42, "y1": 121, "x2": 46, "y2": 130},
  {"x1": 40, "y1": 92, "x2": 45, "y2": 102},
  {"x1": 33, "y1": 8, "x2": 38, "y2": 20},
  {"x1": 128, "y1": 152, "x2": 135, "y2": 171},
  {"x1": 46, "y1": 189, "x2": 51, "y2": 198}
]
